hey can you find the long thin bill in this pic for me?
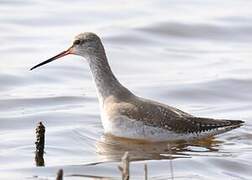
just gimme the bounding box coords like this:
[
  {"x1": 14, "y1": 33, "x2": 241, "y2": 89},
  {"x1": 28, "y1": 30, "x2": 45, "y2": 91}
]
[{"x1": 30, "y1": 48, "x2": 72, "y2": 70}]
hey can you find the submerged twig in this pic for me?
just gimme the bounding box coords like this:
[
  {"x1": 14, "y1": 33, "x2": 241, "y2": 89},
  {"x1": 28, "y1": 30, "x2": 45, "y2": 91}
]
[
  {"x1": 144, "y1": 163, "x2": 148, "y2": 180},
  {"x1": 56, "y1": 169, "x2": 63, "y2": 180},
  {"x1": 35, "y1": 122, "x2": 45, "y2": 166},
  {"x1": 118, "y1": 152, "x2": 130, "y2": 180}
]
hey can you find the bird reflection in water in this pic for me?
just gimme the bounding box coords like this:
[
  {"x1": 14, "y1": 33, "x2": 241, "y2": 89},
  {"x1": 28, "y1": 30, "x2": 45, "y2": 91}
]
[{"x1": 96, "y1": 134, "x2": 222, "y2": 162}]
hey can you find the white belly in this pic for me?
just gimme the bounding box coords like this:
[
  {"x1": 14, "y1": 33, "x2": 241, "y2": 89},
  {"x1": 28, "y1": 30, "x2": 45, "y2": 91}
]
[{"x1": 101, "y1": 113, "x2": 217, "y2": 142}]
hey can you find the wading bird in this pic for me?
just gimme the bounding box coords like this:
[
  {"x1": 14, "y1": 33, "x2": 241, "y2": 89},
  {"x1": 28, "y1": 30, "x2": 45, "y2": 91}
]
[{"x1": 31, "y1": 32, "x2": 244, "y2": 141}]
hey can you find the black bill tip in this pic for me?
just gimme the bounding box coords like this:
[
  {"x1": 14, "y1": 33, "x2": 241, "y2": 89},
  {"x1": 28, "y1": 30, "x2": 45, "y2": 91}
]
[{"x1": 30, "y1": 58, "x2": 54, "y2": 71}]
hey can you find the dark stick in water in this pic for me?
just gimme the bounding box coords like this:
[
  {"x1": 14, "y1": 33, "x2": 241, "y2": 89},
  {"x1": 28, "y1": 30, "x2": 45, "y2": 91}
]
[
  {"x1": 144, "y1": 163, "x2": 148, "y2": 180},
  {"x1": 35, "y1": 122, "x2": 45, "y2": 166},
  {"x1": 56, "y1": 169, "x2": 63, "y2": 180}
]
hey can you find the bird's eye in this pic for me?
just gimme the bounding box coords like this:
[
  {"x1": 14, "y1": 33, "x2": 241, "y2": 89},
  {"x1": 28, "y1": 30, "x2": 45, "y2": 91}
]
[{"x1": 73, "y1": 40, "x2": 81, "y2": 45}]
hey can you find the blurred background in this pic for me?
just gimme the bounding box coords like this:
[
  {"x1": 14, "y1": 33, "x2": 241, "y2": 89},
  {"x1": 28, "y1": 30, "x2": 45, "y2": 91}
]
[{"x1": 0, "y1": 0, "x2": 252, "y2": 179}]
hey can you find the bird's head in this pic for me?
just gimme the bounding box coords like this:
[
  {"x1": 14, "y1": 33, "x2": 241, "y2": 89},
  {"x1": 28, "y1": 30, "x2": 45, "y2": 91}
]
[{"x1": 30, "y1": 32, "x2": 103, "y2": 70}]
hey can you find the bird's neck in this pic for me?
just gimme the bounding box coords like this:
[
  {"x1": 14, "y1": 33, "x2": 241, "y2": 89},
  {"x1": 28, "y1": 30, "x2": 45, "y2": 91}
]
[{"x1": 86, "y1": 50, "x2": 132, "y2": 105}]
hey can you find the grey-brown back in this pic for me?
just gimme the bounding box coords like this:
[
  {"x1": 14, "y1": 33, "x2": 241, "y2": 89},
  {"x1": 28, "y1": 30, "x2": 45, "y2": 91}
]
[{"x1": 108, "y1": 95, "x2": 244, "y2": 134}]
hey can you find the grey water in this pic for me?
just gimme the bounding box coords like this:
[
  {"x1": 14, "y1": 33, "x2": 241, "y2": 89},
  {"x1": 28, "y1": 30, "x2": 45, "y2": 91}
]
[{"x1": 0, "y1": 0, "x2": 252, "y2": 179}]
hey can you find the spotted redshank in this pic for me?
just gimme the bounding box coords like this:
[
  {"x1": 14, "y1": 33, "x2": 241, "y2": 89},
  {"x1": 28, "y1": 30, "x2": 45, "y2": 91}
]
[{"x1": 30, "y1": 32, "x2": 244, "y2": 141}]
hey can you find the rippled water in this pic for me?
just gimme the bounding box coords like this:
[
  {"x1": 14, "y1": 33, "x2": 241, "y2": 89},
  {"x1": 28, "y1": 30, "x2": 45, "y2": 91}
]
[{"x1": 1, "y1": 0, "x2": 252, "y2": 179}]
